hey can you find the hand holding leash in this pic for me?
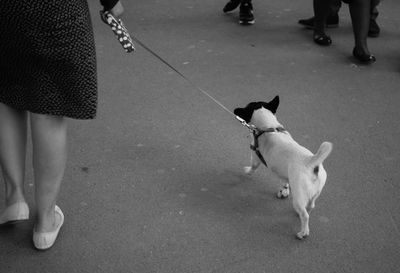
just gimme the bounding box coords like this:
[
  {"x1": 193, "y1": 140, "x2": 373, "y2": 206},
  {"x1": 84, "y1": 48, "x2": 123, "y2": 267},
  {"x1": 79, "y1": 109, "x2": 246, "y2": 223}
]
[
  {"x1": 100, "y1": 1, "x2": 135, "y2": 53},
  {"x1": 109, "y1": 1, "x2": 124, "y2": 17}
]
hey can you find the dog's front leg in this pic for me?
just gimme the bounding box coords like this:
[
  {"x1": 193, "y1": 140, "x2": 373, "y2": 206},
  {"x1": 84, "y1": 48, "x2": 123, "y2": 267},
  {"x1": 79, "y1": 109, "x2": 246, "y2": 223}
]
[
  {"x1": 277, "y1": 183, "x2": 290, "y2": 199},
  {"x1": 244, "y1": 151, "x2": 261, "y2": 175}
]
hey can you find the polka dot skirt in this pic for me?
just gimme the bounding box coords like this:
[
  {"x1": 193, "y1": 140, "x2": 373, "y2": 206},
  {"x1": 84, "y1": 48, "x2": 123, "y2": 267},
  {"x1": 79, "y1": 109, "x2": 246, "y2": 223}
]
[{"x1": 0, "y1": 0, "x2": 98, "y2": 119}]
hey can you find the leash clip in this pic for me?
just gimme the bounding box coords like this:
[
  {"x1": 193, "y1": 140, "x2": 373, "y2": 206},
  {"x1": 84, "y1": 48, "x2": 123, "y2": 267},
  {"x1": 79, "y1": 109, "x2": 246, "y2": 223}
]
[{"x1": 235, "y1": 116, "x2": 257, "y2": 132}]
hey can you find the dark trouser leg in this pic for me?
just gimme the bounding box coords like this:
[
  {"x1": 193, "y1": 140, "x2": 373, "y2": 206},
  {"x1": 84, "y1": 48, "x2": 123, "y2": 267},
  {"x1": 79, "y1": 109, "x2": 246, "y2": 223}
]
[
  {"x1": 368, "y1": 0, "x2": 380, "y2": 37},
  {"x1": 329, "y1": 0, "x2": 342, "y2": 16},
  {"x1": 370, "y1": 0, "x2": 380, "y2": 20},
  {"x1": 349, "y1": 0, "x2": 371, "y2": 55},
  {"x1": 313, "y1": 0, "x2": 334, "y2": 35}
]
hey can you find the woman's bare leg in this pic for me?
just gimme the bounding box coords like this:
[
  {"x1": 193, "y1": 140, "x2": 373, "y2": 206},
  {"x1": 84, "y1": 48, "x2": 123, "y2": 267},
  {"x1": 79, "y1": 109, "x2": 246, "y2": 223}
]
[
  {"x1": 0, "y1": 103, "x2": 28, "y2": 207},
  {"x1": 30, "y1": 113, "x2": 67, "y2": 232}
]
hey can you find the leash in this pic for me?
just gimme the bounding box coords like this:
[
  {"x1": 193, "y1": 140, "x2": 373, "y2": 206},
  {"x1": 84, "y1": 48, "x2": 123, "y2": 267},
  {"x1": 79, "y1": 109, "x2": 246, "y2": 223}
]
[
  {"x1": 129, "y1": 34, "x2": 251, "y2": 124},
  {"x1": 100, "y1": 11, "x2": 256, "y2": 131},
  {"x1": 130, "y1": 35, "x2": 292, "y2": 168},
  {"x1": 131, "y1": 33, "x2": 283, "y2": 166},
  {"x1": 101, "y1": 12, "x2": 263, "y2": 156}
]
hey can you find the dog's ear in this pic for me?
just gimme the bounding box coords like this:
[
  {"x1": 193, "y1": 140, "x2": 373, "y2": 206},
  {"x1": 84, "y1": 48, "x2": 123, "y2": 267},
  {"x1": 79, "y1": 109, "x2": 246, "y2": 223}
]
[
  {"x1": 234, "y1": 107, "x2": 253, "y2": 123},
  {"x1": 266, "y1": 95, "x2": 280, "y2": 114}
]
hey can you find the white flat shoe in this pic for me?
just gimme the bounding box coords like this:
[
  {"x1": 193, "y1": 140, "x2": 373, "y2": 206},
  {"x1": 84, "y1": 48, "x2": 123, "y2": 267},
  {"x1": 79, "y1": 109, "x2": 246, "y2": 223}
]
[
  {"x1": 0, "y1": 202, "x2": 29, "y2": 224},
  {"x1": 33, "y1": 205, "x2": 64, "y2": 250}
]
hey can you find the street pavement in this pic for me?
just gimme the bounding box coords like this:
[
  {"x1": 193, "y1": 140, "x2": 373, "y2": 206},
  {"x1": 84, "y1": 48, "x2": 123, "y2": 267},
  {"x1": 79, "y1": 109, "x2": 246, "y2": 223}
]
[{"x1": 1, "y1": 0, "x2": 400, "y2": 272}]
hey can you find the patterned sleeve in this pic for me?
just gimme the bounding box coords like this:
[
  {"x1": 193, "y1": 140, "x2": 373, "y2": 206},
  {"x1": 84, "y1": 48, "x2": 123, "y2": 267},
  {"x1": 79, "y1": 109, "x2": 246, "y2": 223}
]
[{"x1": 100, "y1": 0, "x2": 119, "y2": 11}]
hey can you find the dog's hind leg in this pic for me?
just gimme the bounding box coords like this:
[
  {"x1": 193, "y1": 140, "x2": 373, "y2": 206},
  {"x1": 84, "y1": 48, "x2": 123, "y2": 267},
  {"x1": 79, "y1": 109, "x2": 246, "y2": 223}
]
[
  {"x1": 307, "y1": 193, "x2": 320, "y2": 212},
  {"x1": 293, "y1": 198, "x2": 310, "y2": 239},
  {"x1": 244, "y1": 151, "x2": 261, "y2": 175}
]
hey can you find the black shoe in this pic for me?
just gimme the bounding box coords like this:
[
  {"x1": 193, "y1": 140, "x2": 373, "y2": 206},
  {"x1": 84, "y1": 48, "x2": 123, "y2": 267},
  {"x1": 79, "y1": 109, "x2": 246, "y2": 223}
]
[
  {"x1": 352, "y1": 47, "x2": 376, "y2": 64},
  {"x1": 313, "y1": 33, "x2": 332, "y2": 46},
  {"x1": 368, "y1": 19, "x2": 380, "y2": 37},
  {"x1": 298, "y1": 15, "x2": 339, "y2": 29},
  {"x1": 298, "y1": 17, "x2": 313, "y2": 29},
  {"x1": 223, "y1": 0, "x2": 241, "y2": 13},
  {"x1": 239, "y1": 2, "x2": 255, "y2": 25}
]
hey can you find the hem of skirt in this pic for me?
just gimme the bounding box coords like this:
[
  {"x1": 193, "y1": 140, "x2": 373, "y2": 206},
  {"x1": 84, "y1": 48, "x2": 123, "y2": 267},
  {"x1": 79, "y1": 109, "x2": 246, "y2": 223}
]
[{"x1": 0, "y1": 101, "x2": 96, "y2": 120}]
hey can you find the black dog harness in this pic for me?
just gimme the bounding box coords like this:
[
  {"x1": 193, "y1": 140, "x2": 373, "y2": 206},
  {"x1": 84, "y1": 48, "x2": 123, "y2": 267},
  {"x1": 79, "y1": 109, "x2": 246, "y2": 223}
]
[
  {"x1": 250, "y1": 127, "x2": 287, "y2": 167},
  {"x1": 235, "y1": 115, "x2": 287, "y2": 168}
]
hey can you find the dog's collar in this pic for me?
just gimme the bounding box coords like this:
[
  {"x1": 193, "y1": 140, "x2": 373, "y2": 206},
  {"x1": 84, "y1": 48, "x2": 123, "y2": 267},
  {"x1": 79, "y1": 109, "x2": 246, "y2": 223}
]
[
  {"x1": 253, "y1": 126, "x2": 286, "y2": 136},
  {"x1": 250, "y1": 126, "x2": 287, "y2": 167}
]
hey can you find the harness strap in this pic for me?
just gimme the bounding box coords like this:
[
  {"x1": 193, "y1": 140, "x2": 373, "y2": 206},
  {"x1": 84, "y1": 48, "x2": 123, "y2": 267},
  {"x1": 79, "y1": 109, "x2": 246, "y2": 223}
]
[
  {"x1": 250, "y1": 127, "x2": 286, "y2": 167},
  {"x1": 250, "y1": 143, "x2": 268, "y2": 166}
]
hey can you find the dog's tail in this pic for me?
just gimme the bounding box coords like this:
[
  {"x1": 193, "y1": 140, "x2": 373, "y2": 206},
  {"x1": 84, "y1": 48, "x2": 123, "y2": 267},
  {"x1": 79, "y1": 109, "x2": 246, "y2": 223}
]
[{"x1": 308, "y1": 142, "x2": 333, "y2": 173}]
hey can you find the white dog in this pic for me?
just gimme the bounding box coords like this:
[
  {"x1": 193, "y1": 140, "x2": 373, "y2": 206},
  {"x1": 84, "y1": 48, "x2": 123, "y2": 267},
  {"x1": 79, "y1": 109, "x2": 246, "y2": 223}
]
[{"x1": 234, "y1": 96, "x2": 332, "y2": 239}]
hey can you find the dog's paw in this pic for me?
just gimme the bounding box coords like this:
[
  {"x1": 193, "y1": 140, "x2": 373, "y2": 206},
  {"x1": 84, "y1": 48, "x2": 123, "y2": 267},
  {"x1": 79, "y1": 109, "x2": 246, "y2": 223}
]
[
  {"x1": 296, "y1": 231, "x2": 309, "y2": 240},
  {"x1": 277, "y1": 184, "x2": 290, "y2": 199},
  {"x1": 244, "y1": 166, "x2": 254, "y2": 175}
]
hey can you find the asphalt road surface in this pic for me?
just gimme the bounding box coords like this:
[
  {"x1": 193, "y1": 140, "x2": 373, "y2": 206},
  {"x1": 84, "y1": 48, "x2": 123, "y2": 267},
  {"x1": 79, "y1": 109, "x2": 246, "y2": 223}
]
[{"x1": 1, "y1": 0, "x2": 399, "y2": 272}]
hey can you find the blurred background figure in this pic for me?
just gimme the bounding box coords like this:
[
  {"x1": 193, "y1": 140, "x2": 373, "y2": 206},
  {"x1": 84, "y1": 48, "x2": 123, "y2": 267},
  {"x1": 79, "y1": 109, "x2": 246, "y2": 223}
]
[
  {"x1": 301, "y1": 0, "x2": 377, "y2": 64},
  {"x1": 298, "y1": 0, "x2": 381, "y2": 37},
  {"x1": 223, "y1": 0, "x2": 255, "y2": 25}
]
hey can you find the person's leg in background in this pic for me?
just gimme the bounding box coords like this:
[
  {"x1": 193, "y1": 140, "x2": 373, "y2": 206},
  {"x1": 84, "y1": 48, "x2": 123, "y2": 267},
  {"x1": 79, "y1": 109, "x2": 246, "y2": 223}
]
[
  {"x1": 328, "y1": 0, "x2": 342, "y2": 26},
  {"x1": 299, "y1": 0, "x2": 341, "y2": 29},
  {"x1": 349, "y1": 0, "x2": 376, "y2": 63},
  {"x1": 368, "y1": 0, "x2": 380, "y2": 37},
  {"x1": 313, "y1": 0, "x2": 335, "y2": 46},
  {"x1": 223, "y1": 0, "x2": 255, "y2": 25},
  {"x1": 239, "y1": 0, "x2": 255, "y2": 25}
]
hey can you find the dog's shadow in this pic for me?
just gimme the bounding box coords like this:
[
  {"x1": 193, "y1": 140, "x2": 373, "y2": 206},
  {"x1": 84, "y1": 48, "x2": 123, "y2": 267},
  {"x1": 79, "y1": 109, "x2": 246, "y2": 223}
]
[{"x1": 182, "y1": 168, "x2": 298, "y2": 240}]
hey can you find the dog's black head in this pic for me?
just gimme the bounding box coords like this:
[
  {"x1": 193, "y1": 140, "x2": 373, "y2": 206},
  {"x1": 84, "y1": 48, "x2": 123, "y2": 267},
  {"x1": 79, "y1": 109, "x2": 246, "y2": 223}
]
[{"x1": 234, "y1": 96, "x2": 280, "y2": 123}]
